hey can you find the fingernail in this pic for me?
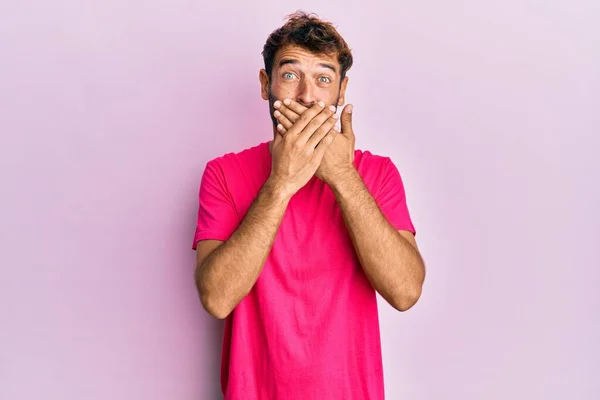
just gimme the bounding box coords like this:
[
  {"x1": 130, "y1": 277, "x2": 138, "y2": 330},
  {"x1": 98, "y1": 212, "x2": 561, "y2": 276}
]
[
  {"x1": 274, "y1": 100, "x2": 281, "y2": 108},
  {"x1": 332, "y1": 113, "x2": 339, "y2": 120},
  {"x1": 277, "y1": 124, "x2": 283, "y2": 130},
  {"x1": 283, "y1": 99, "x2": 291, "y2": 105},
  {"x1": 347, "y1": 104, "x2": 353, "y2": 113},
  {"x1": 274, "y1": 110, "x2": 281, "y2": 117},
  {"x1": 318, "y1": 101, "x2": 325, "y2": 108},
  {"x1": 329, "y1": 105, "x2": 336, "y2": 112}
]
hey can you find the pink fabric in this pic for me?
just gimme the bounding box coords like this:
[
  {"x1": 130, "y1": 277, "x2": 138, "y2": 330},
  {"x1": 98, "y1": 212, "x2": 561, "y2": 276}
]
[{"x1": 193, "y1": 141, "x2": 415, "y2": 400}]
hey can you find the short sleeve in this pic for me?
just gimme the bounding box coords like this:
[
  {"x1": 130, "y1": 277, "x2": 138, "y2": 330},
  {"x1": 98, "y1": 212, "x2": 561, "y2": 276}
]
[
  {"x1": 192, "y1": 160, "x2": 240, "y2": 249},
  {"x1": 375, "y1": 158, "x2": 416, "y2": 235}
]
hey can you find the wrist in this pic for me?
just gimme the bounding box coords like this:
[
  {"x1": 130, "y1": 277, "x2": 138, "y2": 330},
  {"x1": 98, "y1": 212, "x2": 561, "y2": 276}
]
[
  {"x1": 263, "y1": 177, "x2": 294, "y2": 204},
  {"x1": 329, "y1": 166, "x2": 360, "y2": 195}
]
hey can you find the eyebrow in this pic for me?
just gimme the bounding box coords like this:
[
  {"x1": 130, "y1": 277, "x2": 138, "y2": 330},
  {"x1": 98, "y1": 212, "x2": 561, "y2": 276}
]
[{"x1": 278, "y1": 59, "x2": 338, "y2": 74}]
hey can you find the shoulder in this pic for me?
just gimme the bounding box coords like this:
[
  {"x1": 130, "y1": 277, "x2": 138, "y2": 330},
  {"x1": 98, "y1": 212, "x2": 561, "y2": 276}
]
[
  {"x1": 354, "y1": 148, "x2": 407, "y2": 195},
  {"x1": 206, "y1": 141, "x2": 269, "y2": 170},
  {"x1": 354, "y1": 148, "x2": 396, "y2": 174}
]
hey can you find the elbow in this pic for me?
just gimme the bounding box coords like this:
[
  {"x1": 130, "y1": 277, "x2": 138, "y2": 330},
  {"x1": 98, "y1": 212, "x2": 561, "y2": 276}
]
[
  {"x1": 198, "y1": 279, "x2": 243, "y2": 320},
  {"x1": 195, "y1": 264, "x2": 232, "y2": 320},
  {"x1": 200, "y1": 290, "x2": 232, "y2": 320},
  {"x1": 389, "y1": 285, "x2": 422, "y2": 312},
  {"x1": 206, "y1": 306, "x2": 230, "y2": 320}
]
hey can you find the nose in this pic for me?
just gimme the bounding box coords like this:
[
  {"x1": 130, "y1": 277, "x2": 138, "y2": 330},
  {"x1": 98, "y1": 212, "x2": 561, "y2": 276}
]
[{"x1": 296, "y1": 79, "x2": 317, "y2": 107}]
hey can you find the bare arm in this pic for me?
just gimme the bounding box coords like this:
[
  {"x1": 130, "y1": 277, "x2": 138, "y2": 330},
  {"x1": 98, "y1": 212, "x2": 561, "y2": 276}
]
[
  {"x1": 273, "y1": 99, "x2": 426, "y2": 311},
  {"x1": 331, "y1": 167, "x2": 425, "y2": 311},
  {"x1": 195, "y1": 101, "x2": 338, "y2": 319},
  {"x1": 195, "y1": 179, "x2": 290, "y2": 319}
]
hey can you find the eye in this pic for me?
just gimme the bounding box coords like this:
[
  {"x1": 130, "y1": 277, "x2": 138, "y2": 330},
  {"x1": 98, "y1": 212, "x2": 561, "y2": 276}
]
[
  {"x1": 283, "y1": 72, "x2": 296, "y2": 80},
  {"x1": 319, "y1": 76, "x2": 331, "y2": 83}
]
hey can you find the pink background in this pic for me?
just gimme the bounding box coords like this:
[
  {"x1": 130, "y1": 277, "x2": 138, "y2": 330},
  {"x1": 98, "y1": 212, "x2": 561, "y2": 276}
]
[{"x1": 1, "y1": 1, "x2": 598, "y2": 399}]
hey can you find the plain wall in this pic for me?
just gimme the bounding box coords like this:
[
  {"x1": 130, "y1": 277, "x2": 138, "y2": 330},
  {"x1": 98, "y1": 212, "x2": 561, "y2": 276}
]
[{"x1": 1, "y1": 1, "x2": 598, "y2": 399}]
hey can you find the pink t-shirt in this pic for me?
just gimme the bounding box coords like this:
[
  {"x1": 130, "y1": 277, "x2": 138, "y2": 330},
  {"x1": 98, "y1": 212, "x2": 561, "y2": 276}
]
[{"x1": 193, "y1": 141, "x2": 415, "y2": 400}]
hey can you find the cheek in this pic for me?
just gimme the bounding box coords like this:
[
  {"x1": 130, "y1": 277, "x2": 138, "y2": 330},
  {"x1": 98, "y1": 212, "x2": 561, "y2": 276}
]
[
  {"x1": 317, "y1": 88, "x2": 340, "y2": 105},
  {"x1": 271, "y1": 79, "x2": 298, "y2": 96}
]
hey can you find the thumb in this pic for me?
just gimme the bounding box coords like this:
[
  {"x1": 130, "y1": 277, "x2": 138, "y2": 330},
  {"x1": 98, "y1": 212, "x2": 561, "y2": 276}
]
[{"x1": 340, "y1": 104, "x2": 354, "y2": 137}]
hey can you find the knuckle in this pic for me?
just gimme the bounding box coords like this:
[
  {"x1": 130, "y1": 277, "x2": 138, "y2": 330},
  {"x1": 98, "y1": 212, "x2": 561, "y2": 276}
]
[
  {"x1": 309, "y1": 118, "x2": 323, "y2": 129},
  {"x1": 318, "y1": 109, "x2": 332, "y2": 120},
  {"x1": 283, "y1": 134, "x2": 294, "y2": 146},
  {"x1": 317, "y1": 123, "x2": 331, "y2": 135},
  {"x1": 315, "y1": 111, "x2": 331, "y2": 124},
  {"x1": 315, "y1": 119, "x2": 333, "y2": 134},
  {"x1": 298, "y1": 113, "x2": 313, "y2": 125},
  {"x1": 313, "y1": 126, "x2": 325, "y2": 137},
  {"x1": 324, "y1": 118, "x2": 333, "y2": 127}
]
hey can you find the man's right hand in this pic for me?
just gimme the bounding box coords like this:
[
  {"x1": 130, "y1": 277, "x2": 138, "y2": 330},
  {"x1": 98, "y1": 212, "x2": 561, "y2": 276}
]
[{"x1": 267, "y1": 101, "x2": 338, "y2": 199}]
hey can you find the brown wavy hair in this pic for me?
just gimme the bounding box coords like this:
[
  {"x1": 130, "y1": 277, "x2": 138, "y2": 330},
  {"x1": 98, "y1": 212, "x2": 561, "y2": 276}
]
[{"x1": 262, "y1": 11, "x2": 353, "y2": 81}]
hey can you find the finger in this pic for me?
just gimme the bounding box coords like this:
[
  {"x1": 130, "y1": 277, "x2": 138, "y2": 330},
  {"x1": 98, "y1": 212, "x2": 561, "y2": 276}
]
[
  {"x1": 286, "y1": 101, "x2": 328, "y2": 136},
  {"x1": 340, "y1": 104, "x2": 354, "y2": 137},
  {"x1": 297, "y1": 105, "x2": 336, "y2": 146},
  {"x1": 277, "y1": 103, "x2": 301, "y2": 123},
  {"x1": 306, "y1": 113, "x2": 338, "y2": 149},
  {"x1": 283, "y1": 98, "x2": 309, "y2": 116},
  {"x1": 311, "y1": 130, "x2": 337, "y2": 161},
  {"x1": 276, "y1": 123, "x2": 287, "y2": 136},
  {"x1": 274, "y1": 110, "x2": 294, "y2": 130}
]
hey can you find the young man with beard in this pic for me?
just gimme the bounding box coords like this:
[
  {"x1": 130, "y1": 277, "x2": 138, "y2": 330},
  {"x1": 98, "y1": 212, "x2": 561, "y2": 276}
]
[{"x1": 192, "y1": 11, "x2": 426, "y2": 400}]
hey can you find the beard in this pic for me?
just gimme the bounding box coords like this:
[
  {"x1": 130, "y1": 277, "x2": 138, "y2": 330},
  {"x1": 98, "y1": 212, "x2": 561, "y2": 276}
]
[
  {"x1": 268, "y1": 91, "x2": 280, "y2": 128},
  {"x1": 267, "y1": 86, "x2": 341, "y2": 130}
]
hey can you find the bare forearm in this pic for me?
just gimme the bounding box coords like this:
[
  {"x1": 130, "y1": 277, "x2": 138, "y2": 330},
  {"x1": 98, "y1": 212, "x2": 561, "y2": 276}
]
[
  {"x1": 331, "y1": 168, "x2": 425, "y2": 311},
  {"x1": 196, "y1": 179, "x2": 290, "y2": 318}
]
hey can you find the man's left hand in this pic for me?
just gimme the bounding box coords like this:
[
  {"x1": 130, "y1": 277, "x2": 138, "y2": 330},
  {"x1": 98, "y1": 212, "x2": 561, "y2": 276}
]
[{"x1": 274, "y1": 99, "x2": 356, "y2": 185}]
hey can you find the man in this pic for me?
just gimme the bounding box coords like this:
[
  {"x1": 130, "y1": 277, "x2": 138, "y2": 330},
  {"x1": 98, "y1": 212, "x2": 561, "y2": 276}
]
[{"x1": 192, "y1": 11, "x2": 426, "y2": 400}]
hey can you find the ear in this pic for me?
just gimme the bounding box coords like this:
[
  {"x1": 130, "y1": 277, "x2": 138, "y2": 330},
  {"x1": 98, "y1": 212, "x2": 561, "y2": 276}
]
[
  {"x1": 259, "y1": 69, "x2": 270, "y2": 100},
  {"x1": 337, "y1": 76, "x2": 349, "y2": 106}
]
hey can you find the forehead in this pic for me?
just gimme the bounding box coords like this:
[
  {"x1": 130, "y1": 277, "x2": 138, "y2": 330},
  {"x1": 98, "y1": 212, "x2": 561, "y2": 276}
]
[{"x1": 273, "y1": 45, "x2": 339, "y2": 73}]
